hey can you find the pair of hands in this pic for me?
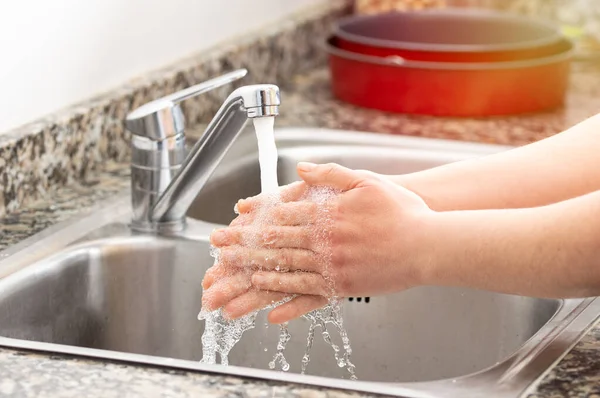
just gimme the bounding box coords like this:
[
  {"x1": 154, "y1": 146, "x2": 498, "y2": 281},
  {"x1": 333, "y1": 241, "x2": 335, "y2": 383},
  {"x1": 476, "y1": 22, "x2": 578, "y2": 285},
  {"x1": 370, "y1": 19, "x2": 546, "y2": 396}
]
[{"x1": 201, "y1": 162, "x2": 434, "y2": 324}]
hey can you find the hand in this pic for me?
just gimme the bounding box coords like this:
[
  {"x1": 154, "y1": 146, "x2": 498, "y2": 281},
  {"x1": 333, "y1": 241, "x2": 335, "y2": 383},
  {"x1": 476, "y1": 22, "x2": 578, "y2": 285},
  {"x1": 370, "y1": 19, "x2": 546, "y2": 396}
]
[
  {"x1": 202, "y1": 162, "x2": 435, "y2": 323},
  {"x1": 202, "y1": 181, "x2": 327, "y2": 322}
]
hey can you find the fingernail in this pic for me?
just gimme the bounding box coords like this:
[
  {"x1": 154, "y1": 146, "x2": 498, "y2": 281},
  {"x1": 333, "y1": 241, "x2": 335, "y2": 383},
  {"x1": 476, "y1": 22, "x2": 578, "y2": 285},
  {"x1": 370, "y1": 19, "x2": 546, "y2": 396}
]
[
  {"x1": 237, "y1": 197, "x2": 256, "y2": 214},
  {"x1": 252, "y1": 274, "x2": 265, "y2": 285},
  {"x1": 297, "y1": 162, "x2": 316, "y2": 172},
  {"x1": 220, "y1": 249, "x2": 233, "y2": 262},
  {"x1": 210, "y1": 229, "x2": 227, "y2": 245},
  {"x1": 223, "y1": 306, "x2": 239, "y2": 320},
  {"x1": 224, "y1": 249, "x2": 244, "y2": 265},
  {"x1": 201, "y1": 296, "x2": 215, "y2": 312}
]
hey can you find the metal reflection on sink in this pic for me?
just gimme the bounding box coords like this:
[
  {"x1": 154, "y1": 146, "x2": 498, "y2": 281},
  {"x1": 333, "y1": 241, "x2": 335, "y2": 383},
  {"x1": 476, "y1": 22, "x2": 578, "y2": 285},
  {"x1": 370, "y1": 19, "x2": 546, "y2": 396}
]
[{"x1": 0, "y1": 128, "x2": 598, "y2": 398}]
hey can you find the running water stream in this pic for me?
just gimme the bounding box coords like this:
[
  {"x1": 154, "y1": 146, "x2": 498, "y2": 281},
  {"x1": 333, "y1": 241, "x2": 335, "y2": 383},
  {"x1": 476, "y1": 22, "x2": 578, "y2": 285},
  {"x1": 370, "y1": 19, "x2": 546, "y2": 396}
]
[{"x1": 199, "y1": 117, "x2": 356, "y2": 379}]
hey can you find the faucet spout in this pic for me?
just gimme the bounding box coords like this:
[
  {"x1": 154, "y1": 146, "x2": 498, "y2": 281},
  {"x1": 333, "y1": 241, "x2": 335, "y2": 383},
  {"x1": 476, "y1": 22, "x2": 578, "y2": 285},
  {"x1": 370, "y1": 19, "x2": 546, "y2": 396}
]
[
  {"x1": 125, "y1": 73, "x2": 280, "y2": 233},
  {"x1": 150, "y1": 84, "x2": 280, "y2": 227}
]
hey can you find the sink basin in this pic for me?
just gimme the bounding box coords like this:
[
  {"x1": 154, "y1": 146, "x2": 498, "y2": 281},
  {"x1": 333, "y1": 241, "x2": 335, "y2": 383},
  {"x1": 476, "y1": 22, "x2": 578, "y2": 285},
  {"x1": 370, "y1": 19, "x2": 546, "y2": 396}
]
[
  {"x1": 0, "y1": 230, "x2": 560, "y2": 383},
  {"x1": 0, "y1": 128, "x2": 598, "y2": 397}
]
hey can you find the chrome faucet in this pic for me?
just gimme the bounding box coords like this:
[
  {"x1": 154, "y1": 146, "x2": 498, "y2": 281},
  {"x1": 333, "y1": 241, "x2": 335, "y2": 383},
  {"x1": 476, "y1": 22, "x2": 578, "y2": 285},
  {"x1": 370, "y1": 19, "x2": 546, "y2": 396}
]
[{"x1": 125, "y1": 69, "x2": 280, "y2": 232}]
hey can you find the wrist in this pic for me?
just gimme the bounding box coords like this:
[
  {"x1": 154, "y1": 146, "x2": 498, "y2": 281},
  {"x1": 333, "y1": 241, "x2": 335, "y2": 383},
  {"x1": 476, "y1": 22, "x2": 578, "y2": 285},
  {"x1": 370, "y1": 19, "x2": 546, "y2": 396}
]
[
  {"x1": 411, "y1": 209, "x2": 481, "y2": 289},
  {"x1": 390, "y1": 173, "x2": 442, "y2": 211},
  {"x1": 403, "y1": 209, "x2": 447, "y2": 288}
]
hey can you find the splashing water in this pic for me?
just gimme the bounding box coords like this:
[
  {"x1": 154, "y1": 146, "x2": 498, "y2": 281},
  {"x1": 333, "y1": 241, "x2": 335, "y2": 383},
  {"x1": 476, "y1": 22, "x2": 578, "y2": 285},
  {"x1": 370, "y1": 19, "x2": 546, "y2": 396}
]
[
  {"x1": 297, "y1": 187, "x2": 357, "y2": 380},
  {"x1": 268, "y1": 324, "x2": 291, "y2": 372},
  {"x1": 199, "y1": 116, "x2": 356, "y2": 379},
  {"x1": 302, "y1": 302, "x2": 356, "y2": 379}
]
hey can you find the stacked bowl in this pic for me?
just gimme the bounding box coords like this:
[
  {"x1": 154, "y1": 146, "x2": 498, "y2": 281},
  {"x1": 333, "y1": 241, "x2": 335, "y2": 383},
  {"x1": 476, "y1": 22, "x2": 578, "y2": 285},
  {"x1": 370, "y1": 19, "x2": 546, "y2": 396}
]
[{"x1": 326, "y1": 8, "x2": 574, "y2": 117}]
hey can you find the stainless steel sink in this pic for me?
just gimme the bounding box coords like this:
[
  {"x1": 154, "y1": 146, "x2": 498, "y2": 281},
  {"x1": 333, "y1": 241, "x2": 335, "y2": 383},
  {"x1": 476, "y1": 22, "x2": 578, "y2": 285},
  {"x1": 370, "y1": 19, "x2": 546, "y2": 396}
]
[{"x1": 0, "y1": 128, "x2": 598, "y2": 398}]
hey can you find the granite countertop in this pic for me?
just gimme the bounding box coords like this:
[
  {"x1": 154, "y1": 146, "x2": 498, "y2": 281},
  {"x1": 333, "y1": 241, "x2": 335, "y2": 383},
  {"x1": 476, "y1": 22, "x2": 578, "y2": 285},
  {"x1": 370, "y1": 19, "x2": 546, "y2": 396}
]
[{"x1": 2, "y1": 60, "x2": 600, "y2": 397}]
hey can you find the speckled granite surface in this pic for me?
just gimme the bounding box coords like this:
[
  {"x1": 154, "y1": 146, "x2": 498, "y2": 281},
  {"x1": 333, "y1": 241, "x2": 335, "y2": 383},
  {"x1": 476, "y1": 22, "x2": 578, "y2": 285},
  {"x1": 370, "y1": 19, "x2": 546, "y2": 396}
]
[
  {"x1": 0, "y1": 348, "x2": 371, "y2": 398},
  {"x1": 2, "y1": 1, "x2": 600, "y2": 396},
  {"x1": 526, "y1": 326, "x2": 600, "y2": 398},
  {"x1": 0, "y1": 163, "x2": 129, "y2": 251}
]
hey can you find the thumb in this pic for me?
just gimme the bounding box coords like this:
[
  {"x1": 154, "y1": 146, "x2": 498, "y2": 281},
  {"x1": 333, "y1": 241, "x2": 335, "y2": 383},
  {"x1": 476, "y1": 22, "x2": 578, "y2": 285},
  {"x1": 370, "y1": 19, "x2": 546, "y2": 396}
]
[{"x1": 297, "y1": 162, "x2": 367, "y2": 191}]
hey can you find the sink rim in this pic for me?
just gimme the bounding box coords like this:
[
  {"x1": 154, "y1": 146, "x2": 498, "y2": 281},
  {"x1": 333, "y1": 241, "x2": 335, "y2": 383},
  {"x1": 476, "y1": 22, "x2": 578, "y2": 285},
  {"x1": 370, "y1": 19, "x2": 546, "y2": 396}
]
[{"x1": 0, "y1": 128, "x2": 598, "y2": 397}]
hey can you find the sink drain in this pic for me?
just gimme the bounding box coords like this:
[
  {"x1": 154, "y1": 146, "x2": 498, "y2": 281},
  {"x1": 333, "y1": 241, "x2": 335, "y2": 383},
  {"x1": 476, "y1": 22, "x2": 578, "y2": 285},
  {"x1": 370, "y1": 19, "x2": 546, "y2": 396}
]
[{"x1": 348, "y1": 297, "x2": 370, "y2": 303}]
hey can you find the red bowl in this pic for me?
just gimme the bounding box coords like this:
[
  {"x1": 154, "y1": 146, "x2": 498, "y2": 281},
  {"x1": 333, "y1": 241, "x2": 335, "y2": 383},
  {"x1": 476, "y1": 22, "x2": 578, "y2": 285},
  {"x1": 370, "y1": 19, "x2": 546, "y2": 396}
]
[
  {"x1": 334, "y1": 9, "x2": 565, "y2": 63},
  {"x1": 325, "y1": 37, "x2": 573, "y2": 117}
]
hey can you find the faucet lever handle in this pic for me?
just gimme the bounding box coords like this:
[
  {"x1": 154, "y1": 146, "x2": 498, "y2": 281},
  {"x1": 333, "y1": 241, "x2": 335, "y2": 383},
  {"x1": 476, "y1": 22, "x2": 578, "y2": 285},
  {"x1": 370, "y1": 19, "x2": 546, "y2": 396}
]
[
  {"x1": 125, "y1": 69, "x2": 248, "y2": 140},
  {"x1": 162, "y1": 69, "x2": 248, "y2": 104}
]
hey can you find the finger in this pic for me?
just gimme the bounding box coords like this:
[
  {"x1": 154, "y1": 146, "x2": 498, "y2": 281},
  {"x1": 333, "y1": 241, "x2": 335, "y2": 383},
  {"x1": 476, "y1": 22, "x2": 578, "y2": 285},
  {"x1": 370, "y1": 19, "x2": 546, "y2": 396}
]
[
  {"x1": 220, "y1": 247, "x2": 322, "y2": 273},
  {"x1": 211, "y1": 226, "x2": 313, "y2": 249},
  {"x1": 271, "y1": 201, "x2": 318, "y2": 226},
  {"x1": 202, "y1": 272, "x2": 252, "y2": 312},
  {"x1": 236, "y1": 181, "x2": 308, "y2": 214},
  {"x1": 279, "y1": 181, "x2": 309, "y2": 202},
  {"x1": 210, "y1": 228, "x2": 230, "y2": 246},
  {"x1": 231, "y1": 201, "x2": 318, "y2": 228},
  {"x1": 202, "y1": 265, "x2": 225, "y2": 290},
  {"x1": 230, "y1": 213, "x2": 255, "y2": 227},
  {"x1": 231, "y1": 200, "x2": 318, "y2": 230},
  {"x1": 252, "y1": 271, "x2": 332, "y2": 296},
  {"x1": 267, "y1": 295, "x2": 329, "y2": 324},
  {"x1": 201, "y1": 263, "x2": 240, "y2": 289},
  {"x1": 235, "y1": 197, "x2": 256, "y2": 214},
  {"x1": 223, "y1": 290, "x2": 289, "y2": 320},
  {"x1": 297, "y1": 162, "x2": 366, "y2": 192}
]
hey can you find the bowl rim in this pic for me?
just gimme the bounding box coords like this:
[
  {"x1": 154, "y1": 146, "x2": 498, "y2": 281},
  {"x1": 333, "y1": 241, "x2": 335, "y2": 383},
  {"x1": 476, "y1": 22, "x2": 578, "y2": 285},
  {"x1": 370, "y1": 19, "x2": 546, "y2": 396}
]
[
  {"x1": 334, "y1": 8, "x2": 564, "y2": 54},
  {"x1": 324, "y1": 36, "x2": 574, "y2": 71}
]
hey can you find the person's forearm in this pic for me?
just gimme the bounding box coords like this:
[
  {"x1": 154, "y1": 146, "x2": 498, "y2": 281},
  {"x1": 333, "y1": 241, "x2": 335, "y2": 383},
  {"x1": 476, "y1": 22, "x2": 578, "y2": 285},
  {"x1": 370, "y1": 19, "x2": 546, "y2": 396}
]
[
  {"x1": 420, "y1": 190, "x2": 600, "y2": 298},
  {"x1": 391, "y1": 114, "x2": 600, "y2": 211}
]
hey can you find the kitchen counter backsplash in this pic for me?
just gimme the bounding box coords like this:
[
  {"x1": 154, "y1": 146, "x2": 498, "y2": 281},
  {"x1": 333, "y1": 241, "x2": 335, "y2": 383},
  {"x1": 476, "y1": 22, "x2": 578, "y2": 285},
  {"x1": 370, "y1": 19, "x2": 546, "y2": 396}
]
[{"x1": 0, "y1": 0, "x2": 351, "y2": 218}]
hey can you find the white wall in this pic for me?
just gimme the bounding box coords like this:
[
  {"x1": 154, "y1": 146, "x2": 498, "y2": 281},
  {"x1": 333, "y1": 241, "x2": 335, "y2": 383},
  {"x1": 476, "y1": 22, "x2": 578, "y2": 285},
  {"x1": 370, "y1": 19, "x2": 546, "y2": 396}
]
[{"x1": 0, "y1": 0, "x2": 321, "y2": 134}]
